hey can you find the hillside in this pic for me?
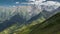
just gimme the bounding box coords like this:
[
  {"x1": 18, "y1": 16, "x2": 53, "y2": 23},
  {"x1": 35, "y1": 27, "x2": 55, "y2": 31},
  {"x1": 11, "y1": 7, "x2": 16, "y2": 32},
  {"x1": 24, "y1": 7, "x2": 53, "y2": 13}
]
[
  {"x1": 0, "y1": 12, "x2": 60, "y2": 34},
  {"x1": 10, "y1": 12, "x2": 60, "y2": 34},
  {"x1": 29, "y1": 12, "x2": 60, "y2": 34},
  {"x1": 0, "y1": 10, "x2": 60, "y2": 34},
  {"x1": 0, "y1": 0, "x2": 60, "y2": 34}
]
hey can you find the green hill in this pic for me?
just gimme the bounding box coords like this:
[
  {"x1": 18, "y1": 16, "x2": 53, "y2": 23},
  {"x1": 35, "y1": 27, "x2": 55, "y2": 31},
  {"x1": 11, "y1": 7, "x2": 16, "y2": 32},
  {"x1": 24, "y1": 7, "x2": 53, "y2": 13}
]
[
  {"x1": 12, "y1": 12, "x2": 60, "y2": 34},
  {"x1": 0, "y1": 12, "x2": 60, "y2": 34},
  {"x1": 29, "y1": 12, "x2": 60, "y2": 34}
]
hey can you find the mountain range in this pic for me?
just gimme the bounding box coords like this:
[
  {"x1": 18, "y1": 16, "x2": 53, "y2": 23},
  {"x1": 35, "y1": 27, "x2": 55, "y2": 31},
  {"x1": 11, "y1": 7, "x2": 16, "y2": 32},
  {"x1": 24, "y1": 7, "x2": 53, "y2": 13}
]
[{"x1": 0, "y1": 0, "x2": 60, "y2": 33}]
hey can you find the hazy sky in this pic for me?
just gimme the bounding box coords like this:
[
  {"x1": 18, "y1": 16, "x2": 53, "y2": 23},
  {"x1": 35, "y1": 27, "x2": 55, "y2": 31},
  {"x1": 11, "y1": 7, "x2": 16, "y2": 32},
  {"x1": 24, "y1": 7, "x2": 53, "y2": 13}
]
[
  {"x1": 0, "y1": 0, "x2": 60, "y2": 6},
  {"x1": 0, "y1": 0, "x2": 28, "y2": 6}
]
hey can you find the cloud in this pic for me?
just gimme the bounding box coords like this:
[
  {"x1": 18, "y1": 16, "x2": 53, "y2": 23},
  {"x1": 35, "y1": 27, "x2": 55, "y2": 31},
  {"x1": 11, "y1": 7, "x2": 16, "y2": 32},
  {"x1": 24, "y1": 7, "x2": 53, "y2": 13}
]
[
  {"x1": 26, "y1": 0, "x2": 60, "y2": 12},
  {"x1": 37, "y1": 1, "x2": 60, "y2": 11},
  {"x1": 16, "y1": 2, "x2": 19, "y2": 4}
]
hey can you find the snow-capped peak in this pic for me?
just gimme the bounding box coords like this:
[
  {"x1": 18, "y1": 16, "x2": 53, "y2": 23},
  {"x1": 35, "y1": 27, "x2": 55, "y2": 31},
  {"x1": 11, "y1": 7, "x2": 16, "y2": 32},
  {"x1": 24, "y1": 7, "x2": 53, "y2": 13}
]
[
  {"x1": 37, "y1": 1, "x2": 60, "y2": 12},
  {"x1": 0, "y1": 0, "x2": 60, "y2": 23},
  {"x1": 27, "y1": 0, "x2": 60, "y2": 12}
]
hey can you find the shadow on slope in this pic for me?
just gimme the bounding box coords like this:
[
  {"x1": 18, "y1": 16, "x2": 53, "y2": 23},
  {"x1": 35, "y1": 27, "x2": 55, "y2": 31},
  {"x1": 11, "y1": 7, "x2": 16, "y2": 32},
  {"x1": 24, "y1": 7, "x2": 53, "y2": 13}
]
[
  {"x1": 0, "y1": 14, "x2": 25, "y2": 32},
  {"x1": 29, "y1": 12, "x2": 60, "y2": 34}
]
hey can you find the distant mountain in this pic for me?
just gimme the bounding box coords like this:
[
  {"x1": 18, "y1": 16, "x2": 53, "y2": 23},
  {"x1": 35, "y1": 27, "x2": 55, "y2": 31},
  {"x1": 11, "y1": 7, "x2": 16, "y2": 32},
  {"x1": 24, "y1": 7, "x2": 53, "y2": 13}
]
[
  {"x1": 0, "y1": 6, "x2": 60, "y2": 32},
  {"x1": 0, "y1": 0, "x2": 60, "y2": 32},
  {"x1": 27, "y1": 7, "x2": 60, "y2": 23},
  {"x1": 0, "y1": 0, "x2": 60, "y2": 23}
]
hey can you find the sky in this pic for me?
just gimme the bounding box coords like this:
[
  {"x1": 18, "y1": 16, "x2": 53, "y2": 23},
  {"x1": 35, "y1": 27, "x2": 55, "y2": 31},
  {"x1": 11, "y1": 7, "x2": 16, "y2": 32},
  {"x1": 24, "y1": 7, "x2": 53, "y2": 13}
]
[
  {"x1": 0, "y1": 0, "x2": 28, "y2": 6},
  {"x1": 0, "y1": 0, "x2": 60, "y2": 6}
]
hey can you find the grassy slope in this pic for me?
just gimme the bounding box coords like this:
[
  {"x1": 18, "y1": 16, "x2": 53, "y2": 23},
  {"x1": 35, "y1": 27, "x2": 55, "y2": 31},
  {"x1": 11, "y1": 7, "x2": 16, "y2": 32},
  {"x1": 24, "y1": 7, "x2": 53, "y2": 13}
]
[
  {"x1": 11, "y1": 12, "x2": 60, "y2": 34},
  {"x1": 29, "y1": 12, "x2": 60, "y2": 34},
  {"x1": 0, "y1": 13, "x2": 60, "y2": 34},
  {"x1": 0, "y1": 15, "x2": 45, "y2": 34}
]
